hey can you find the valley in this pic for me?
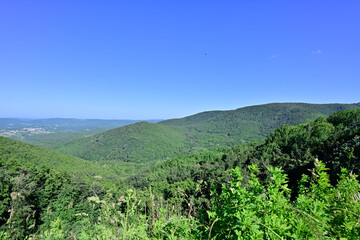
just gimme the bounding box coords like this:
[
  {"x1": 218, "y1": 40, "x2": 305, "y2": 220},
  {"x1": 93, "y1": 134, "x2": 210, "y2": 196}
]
[
  {"x1": 1, "y1": 103, "x2": 360, "y2": 239},
  {"x1": 2, "y1": 1, "x2": 359, "y2": 238},
  {"x1": 51, "y1": 102, "x2": 359, "y2": 163}
]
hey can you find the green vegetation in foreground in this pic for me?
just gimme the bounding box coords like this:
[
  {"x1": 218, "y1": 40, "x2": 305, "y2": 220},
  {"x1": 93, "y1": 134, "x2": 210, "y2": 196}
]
[
  {"x1": 1, "y1": 160, "x2": 359, "y2": 239},
  {"x1": 0, "y1": 108, "x2": 359, "y2": 239},
  {"x1": 56, "y1": 102, "x2": 359, "y2": 163}
]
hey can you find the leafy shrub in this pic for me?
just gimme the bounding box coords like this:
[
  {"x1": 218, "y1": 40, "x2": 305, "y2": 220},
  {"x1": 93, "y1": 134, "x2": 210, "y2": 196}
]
[{"x1": 199, "y1": 160, "x2": 360, "y2": 239}]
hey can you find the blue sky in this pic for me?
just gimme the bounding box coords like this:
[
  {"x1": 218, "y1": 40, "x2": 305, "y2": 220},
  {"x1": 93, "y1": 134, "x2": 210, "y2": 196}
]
[{"x1": 1, "y1": 1, "x2": 359, "y2": 119}]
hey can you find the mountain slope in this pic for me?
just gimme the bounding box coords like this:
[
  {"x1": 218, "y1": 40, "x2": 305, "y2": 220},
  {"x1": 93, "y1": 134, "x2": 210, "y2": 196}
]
[
  {"x1": 55, "y1": 121, "x2": 191, "y2": 162},
  {"x1": 160, "y1": 102, "x2": 360, "y2": 127},
  {"x1": 125, "y1": 108, "x2": 360, "y2": 202},
  {"x1": 160, "y1": 102, "x2": 360, "y2": 146},
  {"x1": 0, "y1": 136, "x2": 120, "y2": 183},
  {"x1": 56, "y1": 102, "x2": 359, "y2": 163},
  {"x1": 0, "y1": 118, "x2": 162, "y2": 150}
]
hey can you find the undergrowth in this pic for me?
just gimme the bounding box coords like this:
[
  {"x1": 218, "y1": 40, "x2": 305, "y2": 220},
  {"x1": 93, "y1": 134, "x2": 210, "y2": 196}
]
[{"x1": 2, "y1": 160, "x2": 358, "y2": 239}]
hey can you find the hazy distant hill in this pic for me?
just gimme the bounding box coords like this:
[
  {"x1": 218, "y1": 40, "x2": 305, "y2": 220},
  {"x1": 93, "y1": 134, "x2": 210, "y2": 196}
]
[
  {"x1": 0, "y1": 118, "x2": 26, "y2": 129},
  {"x1": 56, "y1": 102, "x2": 359, "y2": 163},
  {"x1": 0, "y1": 118, "x2": 161, "y2": 148},
  {"x1": 0, "y1": 118, "x2": 160, "y2": 132}
]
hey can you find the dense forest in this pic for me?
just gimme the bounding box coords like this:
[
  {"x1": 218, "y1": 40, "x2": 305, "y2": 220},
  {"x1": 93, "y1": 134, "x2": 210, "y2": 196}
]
[
  {"x1": 0, "y1": 105, "x2": 359, "y2": 239},
  {"x1": 52, "y1": 103, "x2": 359, "y2": 163}
]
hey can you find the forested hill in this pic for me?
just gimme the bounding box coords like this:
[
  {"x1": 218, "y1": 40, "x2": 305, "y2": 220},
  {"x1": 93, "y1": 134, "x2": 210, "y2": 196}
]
[
  {"x1": 1, "y1": 108, "x2": 359, "y2": 239},
  {"x1": 126, "y1": 108, "x2": 360, "y2": 202},
  {"x1": 0, "y1": 136, "x2": 120, "y2": 183},
  {"x1": 55, "y1": 102, "x2": 359, "y2": 163},
  {"x1": 160, "y1": 102, "x2": 360, "y2": 127},
  {"x1": 160, "y1": 102, "x2": 360, "y2": 145},
  {"x1": 55, "y1": 122, "x2": 191, "y2": 162}
]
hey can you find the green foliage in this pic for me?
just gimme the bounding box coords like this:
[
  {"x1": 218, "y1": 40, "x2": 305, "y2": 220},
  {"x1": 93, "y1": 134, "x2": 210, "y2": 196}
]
[
  {"x1": 1, "y1": 107, "x2": 360, "y2": 239},
  {"x1": 56, "y1": 103, "x2": 359, "y2": 164},
  {"x1": 0, "y1": 136, "x2": 122, "y2": 184},
  {"x1": 135, "y1": 109, "x2": 357, "y2": 183},
  {"x1": 33, "y1": 189, "x2": 197, "y2": 239},
  {"x1": 255, "y1": 108, "x2": 360, "y2": 186},
  {"x1": 160, "y1": 102, "x2": 359, "y2": 147},
  {"x1": 55, "y1": 122, "x2": 191, "y2": 163},
  {"x1": 0, "y1": 231, "x2": 11, "y2": 240},
  {"x1": 328, "y1": 108, "x2": 360, "y2": 127},
  {"x1": 123, "y1": 108, "x2": 360, "y2": 224},
  {"x1": 0, "y1": 157, "x2": 96, "y2": 239},
  {"x1": 24, "y1": 161, "x2": 359, "y2": 239},
  {"x1": 200, "y1": 161, "x2": 360, "y2": 239}
]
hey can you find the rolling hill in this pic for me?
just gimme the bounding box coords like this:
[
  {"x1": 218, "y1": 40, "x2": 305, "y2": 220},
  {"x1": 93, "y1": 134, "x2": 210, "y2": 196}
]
[
  {"x1": 125, "y1": 108, "x2": 360, "y2": 200},
  {"x1": 55, "y1": 102, "x2": 360, "y2": 163},
  {"x1": 160, "y1": 102, "x2": 360, "y2": 146},
  {"x1": 0, "y1": 118, "x2": 161, "y2": 149},
  {"x1": 0, "y1": 136, "x2": 121, "y2": 184},
  {"x1": 1, "y1": 108, "x2": 359, "y2": 239},
  {"x1": 55, "y1": 121, "x2": 191, "y2": 162}
]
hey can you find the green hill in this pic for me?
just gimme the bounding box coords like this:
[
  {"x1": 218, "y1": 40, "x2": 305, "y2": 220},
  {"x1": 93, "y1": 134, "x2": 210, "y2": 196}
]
[
  {"x1": 9, "y1": 129, "x2": 107, "y2": 148},
  {"x1": 55, "y1": 121, "x2": 191, "y2": 162},
  {"x1": 160, "y1": 102, "x2": 360, "y2": 147},
  {"x1": 126, "y1": 108, "x2": 360, "y2": 202},
  {"x1": 56, "y1": 102, "x2": 359, "y2": 163},
  {"x1": 160, "y1": 102, "x2": 360, "y2": 127},
  {"x1": 1, "y1": 108, "x2": 359, "y2": 239},
  {"x1": 0, "y1": 136, "x2": 121, "y2": 184}
]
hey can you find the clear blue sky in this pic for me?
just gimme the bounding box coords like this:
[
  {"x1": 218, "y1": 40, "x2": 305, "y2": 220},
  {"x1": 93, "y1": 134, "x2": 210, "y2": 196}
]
[{"x1": 1, "y1": 1, "x2": 359, "y2": 119}]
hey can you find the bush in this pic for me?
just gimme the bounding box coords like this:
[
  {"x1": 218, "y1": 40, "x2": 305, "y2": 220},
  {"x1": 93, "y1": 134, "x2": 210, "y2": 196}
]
[{"x1": 199, "y1": 160, "x2": 360, "y2": 239}]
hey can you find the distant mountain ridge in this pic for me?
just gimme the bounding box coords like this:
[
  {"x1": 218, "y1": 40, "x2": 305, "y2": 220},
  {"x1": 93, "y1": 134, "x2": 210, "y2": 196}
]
[
  {"x1": 160, "y1": 102, "x2": 360, "y2": 126},
  {"x1": 55, "y1": 102, "x2": 360, "y2": 163},
  {"x1": 0, "y1": 118, "x2": 161, "y2": 132},
  {"x1": 160, "y1": 102, "x2": 360, "y2": 146}
]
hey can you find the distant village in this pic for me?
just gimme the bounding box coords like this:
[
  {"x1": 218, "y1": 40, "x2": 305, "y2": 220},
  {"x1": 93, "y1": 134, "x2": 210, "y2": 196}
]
[{"x1": 0, "y1": 127, "x2": 52, "y2": 137}]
